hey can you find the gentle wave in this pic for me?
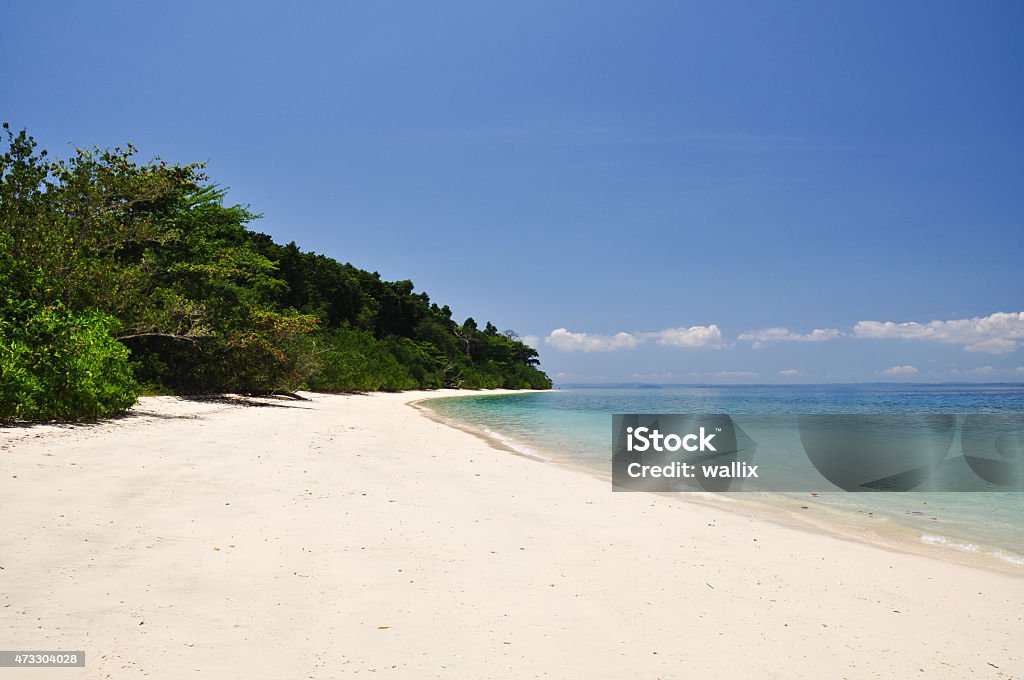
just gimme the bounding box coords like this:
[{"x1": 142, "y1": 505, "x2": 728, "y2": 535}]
[
  {"x1": 921, "y1": 533, "x2": 1024, "y2": 565},
  {"x1": 483, "y1": 428, "x2": 551, "y2": 462}
]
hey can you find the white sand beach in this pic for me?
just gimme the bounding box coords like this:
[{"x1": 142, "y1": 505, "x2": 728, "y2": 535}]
[{"x1": 1, "y1": 391, "x2": 1022, "y2": 679}]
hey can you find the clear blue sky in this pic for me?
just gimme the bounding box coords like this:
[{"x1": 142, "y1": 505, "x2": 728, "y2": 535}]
[{"x1": 4, "y1": 1, "x2": 1022, "y2": 383}]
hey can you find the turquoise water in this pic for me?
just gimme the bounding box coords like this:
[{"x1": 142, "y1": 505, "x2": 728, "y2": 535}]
[{"x1": 426, "y1": 385, "x2": 1024, "y2": 566}]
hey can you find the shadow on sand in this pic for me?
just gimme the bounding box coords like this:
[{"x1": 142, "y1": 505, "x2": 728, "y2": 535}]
[{"x1": 1, "y1": 393, "x2": 313, "y2": 431}]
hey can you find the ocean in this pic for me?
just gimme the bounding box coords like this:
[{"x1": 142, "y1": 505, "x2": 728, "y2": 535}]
[{"x1": 425, "y1": 384, "x2": 1024, "y2": 567}]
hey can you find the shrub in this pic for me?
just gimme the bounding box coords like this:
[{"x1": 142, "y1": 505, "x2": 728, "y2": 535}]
[
  {"x1": 0, "y1": 305, "x2": 139, "y2": 421},
  {"x1": 308, "y1": 328, "x2": 418, "y2": 392}
]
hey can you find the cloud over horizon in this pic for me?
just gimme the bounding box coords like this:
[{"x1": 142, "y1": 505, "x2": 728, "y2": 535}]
[
  {"x1": 545, "y1": 328, "x2": 641, "y2": 352},
  {"x1": 544, "y1": 325, "x2": 724, "y2": 352},
  {"x1": 651, "y1": 325, "x2": 725, "y2": 349},
  {"x1": 853, "y1": 311, "x2": 1024, "y2": 355},
  {"x1": 878, "y1": 365, "x2": 919, "y2": 376},
  {"x1": 541, "y1": 311, "x2": 1024, "y2": 380},
  {"x1": 950, "y1": 365, "x2": 997, "y2": 376},
  {"x1": 738, "y1": 327, "x2": 841, "y2": 348}
]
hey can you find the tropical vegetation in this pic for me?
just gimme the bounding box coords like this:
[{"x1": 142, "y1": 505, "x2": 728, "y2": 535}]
[{"x1": 0, "y1": 124, "x2": 551, "y2": 421}]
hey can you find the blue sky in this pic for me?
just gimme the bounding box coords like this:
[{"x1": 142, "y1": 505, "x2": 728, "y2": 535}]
[{"x1": 4, "y1": 1, "x2": 1022, "y2": 383}]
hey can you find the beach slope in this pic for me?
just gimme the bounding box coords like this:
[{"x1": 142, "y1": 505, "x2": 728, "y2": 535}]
[{"x1": 1, "y1": 391, "x2": 1021, "y2": 678}]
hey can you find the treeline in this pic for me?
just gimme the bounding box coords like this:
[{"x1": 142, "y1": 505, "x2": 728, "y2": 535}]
[{"x1": 0, "y1": 125, "x2": 551, "y2": 421}]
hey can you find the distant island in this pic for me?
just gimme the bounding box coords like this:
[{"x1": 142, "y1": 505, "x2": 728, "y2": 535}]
[{"x1": 0, "y1": 125, "x2": 551, "y2": 422}]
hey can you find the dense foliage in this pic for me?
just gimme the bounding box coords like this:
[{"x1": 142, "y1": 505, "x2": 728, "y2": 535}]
[{"x1": 0, "y1": 125, "x2": 550, "y2": 421}]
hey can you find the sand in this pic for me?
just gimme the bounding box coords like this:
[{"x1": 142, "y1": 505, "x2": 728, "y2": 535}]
[{"x1": 1, "y1": 390, "x2": 1022, "y2": 679}]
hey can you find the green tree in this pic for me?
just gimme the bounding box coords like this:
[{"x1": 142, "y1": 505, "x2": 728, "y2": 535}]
[{"x1": 2, "y1": 124, "x2": 550, "y2": 420}]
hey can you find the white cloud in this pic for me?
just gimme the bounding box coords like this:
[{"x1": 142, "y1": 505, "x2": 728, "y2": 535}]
[
  {"x1": 1014, "y1": 367, "x2": 1024, "y2": 375},
  {"x1": 545, "y1": 328, "x2": 641, "y2": 353},
  {"x1": 738, "y1": 327, "x2": 841, "y2": 348},
  {"x1": 650, "y1": 325, "x2": 725, "y2": 349},
  {"x1": 878, "y1": 365, "x2": 919, "y2": 377},
  {"x1": 853, "y1": 311, "x2": 1024, "y2": 355},
  {"x1": 545, "y1": 310, "x2": 1024, "y2": 360},
  {"x1": 778, "y1": 369, "x2": 801, "y2": 377},
  {"x1": 544, "y1": 325, "x2": 723, "y2": 352},
  {"x1": 950, "y1": 366, "x2": 1000, "y2": 377}
]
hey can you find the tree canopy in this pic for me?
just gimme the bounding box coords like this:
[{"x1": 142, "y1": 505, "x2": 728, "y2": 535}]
[{"x1": 0, "y1": 125, "x2": 551, "y2": 421}]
